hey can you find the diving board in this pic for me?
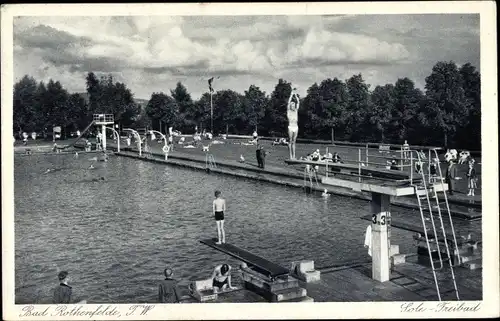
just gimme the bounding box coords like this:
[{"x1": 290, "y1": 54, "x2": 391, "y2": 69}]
[
  {"x1": 284, "y1": 159, "x2": 413, "y2": 180},
  {"x1": 200, "y1": 239, "x2": 289, "y2": 279}
]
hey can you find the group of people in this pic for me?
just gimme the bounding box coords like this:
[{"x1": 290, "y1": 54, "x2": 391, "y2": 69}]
[
  {"x1": 445, "y1": 157, "x2": 478, "y2": 196},
  {"x1": 299, "y1": 150, "x2": 342, "y2": 163},
  {"x1": 52, "y1": 191, "x2": 233, "y2": 304},
  {"x1": 53, "y1": 263, "x2": 236, "y2": 304}
]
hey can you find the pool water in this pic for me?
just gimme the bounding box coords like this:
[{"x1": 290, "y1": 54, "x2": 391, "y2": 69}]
[{"x1": 15, "y1": 154, "x2": 419, "y2": 303}]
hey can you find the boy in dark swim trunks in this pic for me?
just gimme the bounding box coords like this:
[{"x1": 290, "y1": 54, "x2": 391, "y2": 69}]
[{"x1": 213, "y1": 190, "x2": 226, "y2": 244}]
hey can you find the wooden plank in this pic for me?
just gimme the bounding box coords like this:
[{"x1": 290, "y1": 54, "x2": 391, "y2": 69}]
[{"x1": 200, "y1": 239, "x2": 289, "y2": 278}]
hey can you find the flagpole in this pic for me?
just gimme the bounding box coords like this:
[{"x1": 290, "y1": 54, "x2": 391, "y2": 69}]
[{"x1": 210, "y1": 91, "x2": 213, "y2": 134}]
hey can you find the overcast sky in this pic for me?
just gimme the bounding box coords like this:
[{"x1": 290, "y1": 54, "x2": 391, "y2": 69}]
[{"x1": 13, "y1": 14, "x2": 479, "y2": 100}]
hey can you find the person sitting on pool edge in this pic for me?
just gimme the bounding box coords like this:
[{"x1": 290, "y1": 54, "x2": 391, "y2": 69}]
[{"x1": 211, "y1": 264, "x2": 236, "y2": 293}]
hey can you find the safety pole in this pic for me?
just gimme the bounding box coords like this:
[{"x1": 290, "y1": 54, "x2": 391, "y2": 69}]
[
  {"x1": 358, "y1": 149, "x2": 361, "y2": 182},
  {"x1": 366, "y1": 143, "x2": 369, "y2": 166},
  {"x1": 326, "y1": 147, "x2": 329, "y2": 178}
]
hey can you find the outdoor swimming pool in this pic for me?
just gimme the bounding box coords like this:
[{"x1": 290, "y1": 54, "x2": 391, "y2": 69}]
[{"x1": 15, "y1": 153, "x2": 421, "y2": 303}]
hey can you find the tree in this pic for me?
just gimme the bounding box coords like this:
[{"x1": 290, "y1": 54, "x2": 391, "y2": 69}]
[
  {"x1": 86, "y1": 72, "x2": 101, "y2": 115},
  {"x1": 145, "y1": 92, "x2": 179, "y2": 131},
  {"x1": 345, "y1": 74, "x2": 370, "y2": 141},
  {"x1": 85, "y1": 73, "x2": 138, "y2": 128},
  {"x1": 390, "y1": 78, "x2": 424, "y2": 143},
  {"x1": 370, "y1": 84, "x2": 395, "y2": 143},
  {"x1": 66, "y1": 93, "x2": 89, "y2": 132},
  {"x1": 170, "y1": 82, "x2": 195, "y2": 133},
  {"x1": 458, "y1": 63, "x2": 481, "y2": 149},
  {"x1": 243, "y1": 85, "x2": 268, "y2": 134},
  {"x1": 212, "y1": 90, "x2": 245, "y2": 135},
  {"x1": 300, "y1": 83, "x2": 320, "y2": 138},
  {"x1": 425, "y1": 61, "x2": 468, "y2": 147},
  {"x1": 13, "y1": 75, "x2": 39, "y2": 134},
  {"x1": 264, "y1": 79, "x2": 292, "y2": 136}
]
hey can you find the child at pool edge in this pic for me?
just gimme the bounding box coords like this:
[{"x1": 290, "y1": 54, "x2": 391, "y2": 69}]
[
  {"x1": 213, "y1": 190, "x2": 226, "y2": 244},
  {"x1": 466, "y1": 160, "x2": 477, "y2": 196}
]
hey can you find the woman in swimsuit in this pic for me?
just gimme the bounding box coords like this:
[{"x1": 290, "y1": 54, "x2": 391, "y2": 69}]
[
  {"x1": 211, "y1": 264, "x2": 235, "y2": 293},
  {"x1": 287, "y1": 88, "x2": 300, "y2": 159}
]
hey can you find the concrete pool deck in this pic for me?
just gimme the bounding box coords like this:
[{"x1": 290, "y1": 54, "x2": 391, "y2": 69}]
[
  {"x1": 109, "y1": 145, "x2": 481, "y2": 221},
  {"x1": 176, "y1": 255, "x2": 481, "y2": 303}
]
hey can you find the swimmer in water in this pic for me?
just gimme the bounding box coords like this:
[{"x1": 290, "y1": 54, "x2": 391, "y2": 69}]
[
  {"x1": 89, "y1": 164, "x2": 95, "y2": 169},
  {"x1": 322, "y1": 189, "x2": 330, "y2": 197},
  {"x1": 74, "y1": 152, "x2": 79, "y2": 158},
  {"x1": 44, "y1": 169, "x2": 52, "y2": 174}
]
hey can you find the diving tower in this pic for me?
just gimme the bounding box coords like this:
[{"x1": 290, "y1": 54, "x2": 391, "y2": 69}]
[
  {"x1": 93, "y1": 114, "x2": 115, "y2": 150},
  {"x1": 316, "y1": 147, "x2": 461, "y2": 301}
]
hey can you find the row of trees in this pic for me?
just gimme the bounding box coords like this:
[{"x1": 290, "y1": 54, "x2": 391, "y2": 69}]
[
  {"x1": 13, "y1": 73, "x2": 141, "y2": 138},
  {"x1": 13, "y1": 61, "x2": 480, "y2": 148}
]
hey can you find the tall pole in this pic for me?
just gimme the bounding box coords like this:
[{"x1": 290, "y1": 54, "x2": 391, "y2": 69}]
[{"x1": 210, "y1": 92, "x2": 213, "y2": 134}]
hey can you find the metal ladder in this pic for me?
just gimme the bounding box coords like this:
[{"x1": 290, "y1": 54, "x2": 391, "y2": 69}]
[
  {"x1": 205, "y1": 153, "x2": 217, "y2": 169},
  {"x1": 303, "y1": 165, "x2": 319, "y2": 191},
  {"x1": 411, "y1": 149, "x2": 460, "y2": 301}
]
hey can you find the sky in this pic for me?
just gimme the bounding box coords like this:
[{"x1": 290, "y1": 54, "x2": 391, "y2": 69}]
[{"x1": 13, "y1": 14, "x2": 480, "y2": 100}]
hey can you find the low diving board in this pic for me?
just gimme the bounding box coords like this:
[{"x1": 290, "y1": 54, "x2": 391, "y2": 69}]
[{"x1": 200, "y1": 239, "x2": 289, "y2": 279}]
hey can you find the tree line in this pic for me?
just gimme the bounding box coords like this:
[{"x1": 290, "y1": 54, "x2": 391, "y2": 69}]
[{"x1": 13, "y1": 61, "x2": 480, "y2": 149}]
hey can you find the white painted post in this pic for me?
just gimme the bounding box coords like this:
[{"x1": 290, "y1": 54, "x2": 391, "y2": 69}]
[
  {"x1": 371, "y1": 192, "x2": 391, "y2": 282},
  {"x1": 358, "y1": 149, "x2": 361, "y2": 182},
  {"x1": 101, "y1": 124, "x2": 107, "y2": 151}
]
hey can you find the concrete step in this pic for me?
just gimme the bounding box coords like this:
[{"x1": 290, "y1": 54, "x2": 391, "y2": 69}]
[
  {"x1": 299, "y1": 270, "x2": 321, "y2": 283},
  {"x1": 273, "y1": 287, "x2": 307, "y2": 302},
  {"x1": 281, "y1": 295, "x2": 314, "y2": 303},
  {"x1": 458, "y1": 254, "x2": 481, "y2": 265},
  {"x1": 291, "y1": 260, "x2": 315, "y2": 272},
  {"x1": 390, "y1": 244, "x2": 400, "y2": 256},
  {"x1": 391, "y1": 253, "x2": 406, "y2": 265},
  {"x1": 263, "y1": 277, "x2": 300, "y2": 292},
  {"x1": 462, "y1": 258, "x2": 482, "y2": 270}
]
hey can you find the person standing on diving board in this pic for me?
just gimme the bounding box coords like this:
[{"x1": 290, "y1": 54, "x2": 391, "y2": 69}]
[
  {"x1": 287, "y1": 87, "x2": 300, "y2": 159},
  {"x1": 213, "y1": 190, "x2": 226, "y2": 244}
]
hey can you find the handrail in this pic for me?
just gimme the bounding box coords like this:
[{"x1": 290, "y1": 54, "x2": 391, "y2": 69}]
[
  {"x1": 105, "y1": 126, "x2": 120, "y2": 152},
  {"x1": 123, "y1": 128, "x2": 142, "y2": 156}
]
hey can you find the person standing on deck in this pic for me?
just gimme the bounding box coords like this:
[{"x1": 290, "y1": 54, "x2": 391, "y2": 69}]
[
  {"x1": 402, "y1": 140, "x2": 410, "y2": 160},
  {"x1": 259, "y1": 145, "x2": 267, "y2": 169},
  {"x1": 466, "y1": 160, "x2": 477, "y2": 196},
  {"x1": 53, "y1": 271, "x2": 72, "y2": 303},
  {"x1": 445, "y1": 160, "x2": 460, "y2": 196},
  {"x1": 287, "y1": 88, "x2": 300, "y2": 159},
  {"x1": 158, "y1": 267, "x2": 180, "y2": 303},
  {"x1": 213, "y1": 190, "x2": 226, "y2": 244},
  {"x1": 256, "y1": 145, "x2": 262, "y2": 168}
]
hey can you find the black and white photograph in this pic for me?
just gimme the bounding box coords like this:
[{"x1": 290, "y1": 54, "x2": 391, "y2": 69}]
[{"x1": 2, "y1": 2, "x2": 498, "y2": 320}]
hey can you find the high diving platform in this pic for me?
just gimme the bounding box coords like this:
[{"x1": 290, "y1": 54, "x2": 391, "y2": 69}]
[
  {"x1": 200, "y1": 238, "x2": 289, "y2": 279},
  {"x1": 321, "y1": 176, "x2": 446, "y2": 196}
]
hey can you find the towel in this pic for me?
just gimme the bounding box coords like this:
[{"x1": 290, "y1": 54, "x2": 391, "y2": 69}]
[{"x1": 364, "y1": 225, "x2": 372, "y2": 257}]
